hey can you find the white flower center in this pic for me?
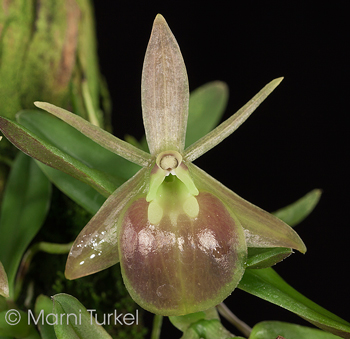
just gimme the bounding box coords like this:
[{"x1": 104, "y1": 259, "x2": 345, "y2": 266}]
[
  {"x1": 160, "y1": 155, "x2": 178, "y2": 173},
  {"x1": 156, "y1": 151, "x2": 182, "y2": 176}
]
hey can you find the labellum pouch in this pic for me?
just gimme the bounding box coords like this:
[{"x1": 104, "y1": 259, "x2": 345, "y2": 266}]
[{"x1": 118, "y1": 179, "x2": 247, "y2": 316}]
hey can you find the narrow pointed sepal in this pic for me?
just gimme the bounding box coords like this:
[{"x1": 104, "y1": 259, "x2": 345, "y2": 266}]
[
  {"x1": 188, "y1": 163, "x2": 306, "y2": 253},
  {"x1": 184, "y1": 77, "x2": 283, "y2": 162},
  {"x1": 0, "y1": 116, "x2": 115, "y2": 197},
  {"x1": 118, "y1": 189, "x2": 247, "y2": 315},
  {"x1": 34, "y1": 101, "x2": 152, "y2": 167},
  {"x1": 65, "y1": 167, "x2": 150, "y2": 279},
  {"x1": 141, "y1": 14, "x2": 189, "y2": 155}
]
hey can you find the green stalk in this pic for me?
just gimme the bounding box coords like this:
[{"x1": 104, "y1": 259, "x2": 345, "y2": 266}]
[
  {"x1": 216, "y1": 303, "x2": 252, "y2": 337},
  {"x1": 151, "y1": 314, "x2": 163, "y2": 339}
]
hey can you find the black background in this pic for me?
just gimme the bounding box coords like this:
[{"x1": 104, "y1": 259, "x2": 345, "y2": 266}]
[{"x1": 93, "y1": 1, "x2": 349, "y2": 337}]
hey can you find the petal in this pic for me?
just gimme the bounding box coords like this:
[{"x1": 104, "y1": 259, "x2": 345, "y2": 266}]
[
  {"x1": 118, "y1": 192, "x2": 247, "y2": 316},
  {"x1": 188, "y1": 163, "x2": 306, "y2": 253},
  {"x1": 184, "y1": 77, "x2": 283, "y2": 162},
  {"x1": 65, "y1": 167, "x2": 149, "y2": 279},
  {"x1": 34, "y1": 101, "x2": 152, "y2": 167},
  {"x1": 141, "y1": 14, "x2": 189, "y2": 155}
]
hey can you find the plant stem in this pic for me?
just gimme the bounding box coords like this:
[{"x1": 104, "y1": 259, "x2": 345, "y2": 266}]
[
  {"x1": 82, "y1": 79, "x2": 101, "y2": 127},
  {"x1": 151, "y1": 314, "x2": 163, "y2": 339},
  {"x1": 217, "y1": 303, "x2": 252, "y2": 337}
]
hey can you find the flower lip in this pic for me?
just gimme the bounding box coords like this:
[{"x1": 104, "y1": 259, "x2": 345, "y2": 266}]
[{"x1": 156, "y1": 150, "x2": 182, "y2": 176}]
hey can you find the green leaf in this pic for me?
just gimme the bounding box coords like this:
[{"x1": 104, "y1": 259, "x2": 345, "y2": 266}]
[
  {"x1": 169, "y1": 308, "x2": 219, "y2": 332},
  {"x1": 186, "y1": 319, "x2": 235, "y2": 339},
  {"x1": 0, "y1": 262, "x2": 9, "y2": 299},
  {"x1": 186, "y1": 81, "x2": 228, "y2": 148},
  {"x1": 16, "y1": 109, "x2": 143, "y2": 213},
  {"x1": 0, "y1": 116, "x2": 116, "y2": 197},
  {"x1": 246, "y1": 247, "x2": 293, "y2": 269},
  {"x1": 246, "y1": 190, "x2": 322, "y2": 269},
  {"x1": 52, "y1": 293, "x2": 112, "y2": 339},
  {"x1": 17, "y1": 110, "x2": 140, "y2": 183},
  {"x1": 239, "y1": 268, "x2": 350, "y2": 338},
  {"x1": 249, "y1": 321, "x2": 341, "y2": 339},
  {"x1": 272, "y1": 189, "x2": 322, "y2": 227},
  {"x1": 0, "y1": 309, "x2": 40, "y2": 338},
  {"x1": 0, "y1": 152, "x2": 51, "y2": 299},
  {"x1": 170, "y1": 308, "x2": 234, "y2": 339},
  {"x1": 34, "y1": 295, "x2": 57, "y2": 339},
  {"x1": 34, "y1": 162, "x2": 105, "y2": 215}
]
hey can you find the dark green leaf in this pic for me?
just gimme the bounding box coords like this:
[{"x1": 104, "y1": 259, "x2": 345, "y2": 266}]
[
  {"x1": 186, "y1": 81, "x2": 228, "y2": 148},
  {"x1": 273, "y1": 189, "x2": 322, "y2": 227},
  {"x1": 16, "y1": 110, "x2": 143, "y2": 212},
  {"x1": 0, "y1": 153, "x2": 51, "y2": 299},
  {"x1": 52, "y1": 293, "x2": 112, "y2": 339},
  {"x1": 34, "y1": 295, "x2": 57, "y2": 339},
  {"x1": 35, "y1": 162, "x2": 105, "y2": 215},
  {"x1": 0, "y1": 309, "x2": 40, "y2": 338},
  {"x1": 187, "y1": 319, "x2": 234, "y2": 339},
  {"x1": 169, "y1": 308, "x2": 219, "y2": 332},
  {"x1": 239, "y1": 268, "x2": 350, "y2": 338},
  {"x1": 246, "y1": 247, "x2": 293, "y2": 269},
  {"x1": 0, "y1": 116, "x2": 115, "y2": 197},
  {"x1": 17, "y1": 110, "x2": 140, "y2": 182},
  {"x1": 249, "y1": 321, "x2": 341, "y2": 339},
  {"x1": 245, "y1": 189, "x2": 322, "y2": 269},
  {"x1": 170, "y1": 308, "x2": 234, "y2": 339}
]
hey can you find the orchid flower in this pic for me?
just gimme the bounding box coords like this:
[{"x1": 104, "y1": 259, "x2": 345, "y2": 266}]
[{"x1": 0, "y1": 14, "x2": 305, "y2": 316}]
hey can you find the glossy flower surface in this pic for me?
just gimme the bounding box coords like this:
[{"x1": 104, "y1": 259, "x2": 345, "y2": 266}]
[{"x1": 0, "y1": 14, "x2": 306, "y2": 316}]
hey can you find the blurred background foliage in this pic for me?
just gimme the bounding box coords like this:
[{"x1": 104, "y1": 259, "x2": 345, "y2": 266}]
[{"x1": 0, "y1": 1, "x2": 145, "y2": 338}]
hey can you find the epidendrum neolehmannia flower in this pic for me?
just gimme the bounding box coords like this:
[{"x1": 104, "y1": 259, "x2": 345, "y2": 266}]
[{"x1": 0, "y1": 15, "x2": 305, "y2": 316}]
